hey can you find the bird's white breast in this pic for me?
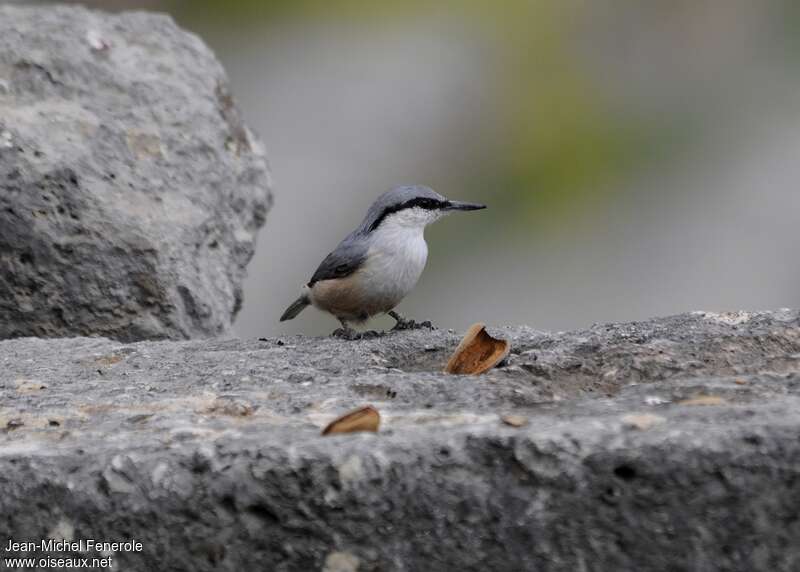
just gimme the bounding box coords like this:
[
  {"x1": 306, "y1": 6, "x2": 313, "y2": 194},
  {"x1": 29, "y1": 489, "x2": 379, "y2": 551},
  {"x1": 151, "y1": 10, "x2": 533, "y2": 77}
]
[{"x1": 360, "y1": 218, "x2": 429, "y2": 312}]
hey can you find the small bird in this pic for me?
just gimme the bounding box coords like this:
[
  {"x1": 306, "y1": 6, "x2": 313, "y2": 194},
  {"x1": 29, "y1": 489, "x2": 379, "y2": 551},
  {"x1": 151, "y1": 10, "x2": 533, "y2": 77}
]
[{"x1": 280, "y1": 185, "x2": 486, "y2": 338}]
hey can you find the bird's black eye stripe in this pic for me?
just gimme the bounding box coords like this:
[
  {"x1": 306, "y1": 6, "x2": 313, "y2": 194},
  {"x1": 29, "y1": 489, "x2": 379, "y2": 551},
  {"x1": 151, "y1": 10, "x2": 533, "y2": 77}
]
[
  {"x1": 402, "y1": 197, "x2": 446, "y2": 210},
  {"x1": 367, "y1": 197, "x2": 446, "y2": 232}
]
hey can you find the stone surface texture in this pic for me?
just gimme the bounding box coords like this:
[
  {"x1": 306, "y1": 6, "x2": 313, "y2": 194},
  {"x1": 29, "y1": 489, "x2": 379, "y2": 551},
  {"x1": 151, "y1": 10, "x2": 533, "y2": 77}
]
[
  {"x1": 1, "y1": 310, "x2": 799, "y2": 571},
  {"x1": 0, "y1": 5, "x2": 272, "y2": 341}
]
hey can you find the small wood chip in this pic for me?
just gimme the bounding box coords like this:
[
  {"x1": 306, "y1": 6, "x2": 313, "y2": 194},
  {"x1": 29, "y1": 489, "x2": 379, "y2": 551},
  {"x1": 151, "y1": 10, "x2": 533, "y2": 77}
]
[
  {"x1": 501, "y1": 414, "x2": 528, "y2": 428},
  {"x1": 322, "y1": 405, "x2": 380, "y2": 436},
  {"x1": 678, "y1": 395, "x2": 728, "y2": 406},
  {"x1": 94, "y1": 355, "x2": 123, "y2": 366},
  {"x1": 734, "y1": 379, "x2": 747, "y2": 385},
  {"x1": 444, "y1": 323, "x2": 510, "y2": 375}
]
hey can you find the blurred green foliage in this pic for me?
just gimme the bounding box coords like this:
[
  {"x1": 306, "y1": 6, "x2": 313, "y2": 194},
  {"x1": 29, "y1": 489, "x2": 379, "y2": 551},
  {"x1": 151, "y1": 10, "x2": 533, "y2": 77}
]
[{"x1": 173, "y1": 0, "x2": 697, "y2": 230}]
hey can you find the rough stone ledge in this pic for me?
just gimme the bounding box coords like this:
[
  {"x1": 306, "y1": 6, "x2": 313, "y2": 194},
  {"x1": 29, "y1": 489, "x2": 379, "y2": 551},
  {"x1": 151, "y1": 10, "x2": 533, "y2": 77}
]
[{"x1": 1, "y1": 309, "x2": 799, "y2": 571}]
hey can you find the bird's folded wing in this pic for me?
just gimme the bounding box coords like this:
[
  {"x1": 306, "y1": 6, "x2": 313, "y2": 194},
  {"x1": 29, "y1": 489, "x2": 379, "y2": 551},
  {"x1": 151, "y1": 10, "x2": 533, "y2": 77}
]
[{"x1": 307, "y1": 236, "x2": 369, "y2": 287}]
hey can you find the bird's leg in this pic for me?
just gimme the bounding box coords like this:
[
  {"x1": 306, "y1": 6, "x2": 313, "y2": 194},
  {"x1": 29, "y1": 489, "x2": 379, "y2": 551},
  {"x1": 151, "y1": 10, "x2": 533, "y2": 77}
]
[
  {"x1": 357, "y1": 311, "x2": 384, "y2": 339},
  {"x1": 388, "y1": 310, "x2": 433, "y2": 331},
  {"x1": 332, "y1": 318, "x2": 361, "y2": 340}
]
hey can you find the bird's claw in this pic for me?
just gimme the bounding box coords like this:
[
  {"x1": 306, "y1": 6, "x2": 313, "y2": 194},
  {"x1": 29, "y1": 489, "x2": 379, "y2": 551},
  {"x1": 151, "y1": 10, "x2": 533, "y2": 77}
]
[
  {"x1": 360, "y1": 329, "x2": 385, "y2": 339},
  {"x1": 391, "y1": 318, "x2": 434, "y2": 331}
]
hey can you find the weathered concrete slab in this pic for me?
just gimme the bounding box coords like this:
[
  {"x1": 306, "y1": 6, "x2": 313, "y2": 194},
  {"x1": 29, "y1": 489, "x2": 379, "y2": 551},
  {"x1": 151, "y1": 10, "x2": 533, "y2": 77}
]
[
  {"x1": 0, "y1": 5, "x2": 272, "y2": 341},
  {"x1": 1, "y1": 310, "x2": 799, "y2": 570}
]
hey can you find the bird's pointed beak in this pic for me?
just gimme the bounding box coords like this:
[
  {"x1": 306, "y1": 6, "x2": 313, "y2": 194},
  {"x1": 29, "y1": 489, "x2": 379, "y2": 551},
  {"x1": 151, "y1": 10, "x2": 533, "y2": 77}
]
[{"x1": 444, "y1": 200, "x2": 486, "y2": 212}]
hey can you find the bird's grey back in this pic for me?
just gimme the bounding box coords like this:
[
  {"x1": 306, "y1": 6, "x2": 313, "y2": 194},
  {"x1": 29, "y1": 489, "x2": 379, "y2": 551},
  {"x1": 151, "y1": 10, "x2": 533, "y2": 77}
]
[{"x1": 307, "y1": 186, "x2": 443, "y2": 286}]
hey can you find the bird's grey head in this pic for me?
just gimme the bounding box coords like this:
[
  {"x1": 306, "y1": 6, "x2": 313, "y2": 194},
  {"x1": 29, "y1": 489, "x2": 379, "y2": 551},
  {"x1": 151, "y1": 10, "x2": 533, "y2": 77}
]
[{"x1": 359, "y1": 185, "x2": 485, "y2": 234}]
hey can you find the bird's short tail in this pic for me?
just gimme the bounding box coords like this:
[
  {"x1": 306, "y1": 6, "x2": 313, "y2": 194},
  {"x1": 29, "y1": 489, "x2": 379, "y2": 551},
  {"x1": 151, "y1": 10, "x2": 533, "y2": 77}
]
[{"x1": 280, "y1": 294, "x2": 310, "y2": 322}]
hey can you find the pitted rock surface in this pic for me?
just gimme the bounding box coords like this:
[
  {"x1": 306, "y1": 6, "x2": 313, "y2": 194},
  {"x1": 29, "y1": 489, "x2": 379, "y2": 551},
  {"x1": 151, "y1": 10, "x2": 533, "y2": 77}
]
[
  {"x1": 0, "y1": 4, "x2": 272, "y2": 341},
  {"x1": 1, "y1": 310, "x2": 799, "y2": 571}
]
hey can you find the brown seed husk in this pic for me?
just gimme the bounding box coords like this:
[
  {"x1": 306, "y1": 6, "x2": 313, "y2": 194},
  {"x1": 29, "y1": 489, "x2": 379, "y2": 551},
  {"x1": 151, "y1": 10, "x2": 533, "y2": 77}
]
[
  {"x1": 322, "y1": 405, "x2": 380, "y2": 435},
  {"x1": 444, "y1": 323, "x2": 510, "y2": 375}
]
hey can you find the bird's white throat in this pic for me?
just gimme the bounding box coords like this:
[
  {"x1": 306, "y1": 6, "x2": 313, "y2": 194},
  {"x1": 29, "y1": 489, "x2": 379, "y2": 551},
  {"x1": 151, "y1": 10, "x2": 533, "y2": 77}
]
[
  {"x1": 369, "y1": 206, "x2": 438, "y2": 266},
  {"x1": 361, "y1": 209, "x2": 433, "y2": 307}
]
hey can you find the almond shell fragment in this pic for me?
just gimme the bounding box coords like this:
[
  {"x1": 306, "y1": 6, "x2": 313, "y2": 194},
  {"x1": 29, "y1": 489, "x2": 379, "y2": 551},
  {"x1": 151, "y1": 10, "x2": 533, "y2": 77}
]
[
  {"x1": 444, "y1": 323, "x2": 510, "y2": 375},
  {"x1": 322, "y1": 405, "x2": 380, "y2": 435}
]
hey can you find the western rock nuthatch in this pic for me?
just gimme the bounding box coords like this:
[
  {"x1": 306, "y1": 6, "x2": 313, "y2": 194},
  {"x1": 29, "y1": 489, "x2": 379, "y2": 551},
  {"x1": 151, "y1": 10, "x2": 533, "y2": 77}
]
[{"x1": 280, "y1": 185, "x2": 485, "y2": 338}]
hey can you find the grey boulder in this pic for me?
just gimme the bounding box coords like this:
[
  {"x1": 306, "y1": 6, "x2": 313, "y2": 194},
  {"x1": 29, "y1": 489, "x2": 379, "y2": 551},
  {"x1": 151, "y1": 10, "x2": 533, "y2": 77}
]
[{"x1": 0, "y1": 5, "x2": 272, "y2": 341}]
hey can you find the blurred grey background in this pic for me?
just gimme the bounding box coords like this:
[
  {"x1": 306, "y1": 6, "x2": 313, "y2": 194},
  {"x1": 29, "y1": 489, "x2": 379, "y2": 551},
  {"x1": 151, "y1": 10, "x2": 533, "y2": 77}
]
[{"x1": 11, "y1": 0, "x2": 800, "y2": 337}]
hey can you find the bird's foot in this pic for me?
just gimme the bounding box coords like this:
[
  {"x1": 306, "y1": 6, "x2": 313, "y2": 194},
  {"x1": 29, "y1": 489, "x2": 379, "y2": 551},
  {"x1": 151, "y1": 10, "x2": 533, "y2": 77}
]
[
  {"x1": 331, "y1": 327, "x2": 385, "y2": 340},
  {"x1": 388, "y1": 310, "x2": 434, "y2": 331},
  {"x1": 360, "y1": 329, "x2": 385, "y2": 339},
  {"x1": 332, "y1": 327, "x2": 361, "y2": 340},
  {"x1": 392, "y1": 319, "x2": 433, "y2": 331}
]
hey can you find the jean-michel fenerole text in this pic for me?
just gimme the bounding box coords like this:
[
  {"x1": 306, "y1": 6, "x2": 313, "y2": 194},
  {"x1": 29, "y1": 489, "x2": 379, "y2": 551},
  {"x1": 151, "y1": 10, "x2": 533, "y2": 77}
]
[{"x1": 5, "y1": 538, "x2": 143, "y2": 553}]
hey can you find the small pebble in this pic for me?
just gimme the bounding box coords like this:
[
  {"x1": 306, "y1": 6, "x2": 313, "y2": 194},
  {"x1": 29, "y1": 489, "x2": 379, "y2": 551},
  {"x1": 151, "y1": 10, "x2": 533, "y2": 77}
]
[{"x1": 86, "y1": 29, "x2": 111, "y2": 51}]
